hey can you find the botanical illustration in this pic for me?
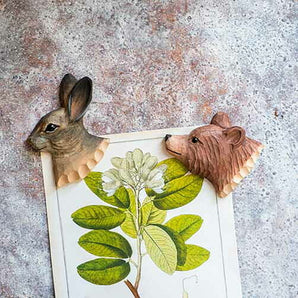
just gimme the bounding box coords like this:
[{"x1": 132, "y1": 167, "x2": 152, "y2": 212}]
[{"x1": 71, "y1": 149, "x2": 210, "y2": 297}]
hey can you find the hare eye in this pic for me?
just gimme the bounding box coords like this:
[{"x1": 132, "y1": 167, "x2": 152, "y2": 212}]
[{"x1": 45, "y1": 123, "x2": 59, "y2": 133}]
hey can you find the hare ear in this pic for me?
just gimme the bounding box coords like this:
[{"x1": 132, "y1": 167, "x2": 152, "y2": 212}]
[
  {"x1": 211, "y1": 112, "x2": 231, "y2": 128},
  {"x1": 59, "y1": 74, "x2": 77, "y2": 108},
  {"x1": 223, "y1": 126, "x2": 245, "y2": 148},
  {"x1": 68, "y1": 77, "x2": 92, "y2": 122}
]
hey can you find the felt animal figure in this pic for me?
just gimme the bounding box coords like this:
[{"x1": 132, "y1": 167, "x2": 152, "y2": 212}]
[
  {"x1": 164, "y1": 112, "x2": 263, "y2": 198},
  {"x1": 27, "y1": 74, "x2": 109, "y2": 188}
]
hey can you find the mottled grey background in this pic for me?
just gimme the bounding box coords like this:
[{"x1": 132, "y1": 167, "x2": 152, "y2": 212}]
[{"x1": 0, "y1": 0, "x2": 297, "y2": 297}]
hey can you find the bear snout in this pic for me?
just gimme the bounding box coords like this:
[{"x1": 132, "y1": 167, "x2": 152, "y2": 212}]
[{"x1": 165, "y1": 134, "x2": 172, "y2": 141}]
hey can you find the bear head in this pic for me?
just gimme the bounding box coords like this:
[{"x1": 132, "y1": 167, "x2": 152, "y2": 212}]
[{"x1": 165, "y1": 112, "x2": 263, "y2": 198}]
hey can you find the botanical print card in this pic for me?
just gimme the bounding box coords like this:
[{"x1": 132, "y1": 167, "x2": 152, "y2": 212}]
[{"x1": 41, "y1": 127, "x2": 242, "y2": 298}]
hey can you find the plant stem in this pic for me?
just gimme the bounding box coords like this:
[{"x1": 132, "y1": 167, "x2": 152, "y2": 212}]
[
  {"x1": 134, "y1": 233, "x2": 142, "y2": 289},
  {"x1": 129, "y1": 258, "x2": 138, "y2": 268},
  {"x1": 133, "y1": 189, "x2": 143, "y2": 290},
  {"x1": 124, "y1": 280, "x2": 140, "y2": 298}
]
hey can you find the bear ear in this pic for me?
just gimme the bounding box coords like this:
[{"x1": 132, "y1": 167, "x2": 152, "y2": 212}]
[
  {"x1": 223, "y1": 126, "x2": 245, "y2": 148},
  {"x1": 211, "y1": 112, "x2": 231, "y2": 128}
]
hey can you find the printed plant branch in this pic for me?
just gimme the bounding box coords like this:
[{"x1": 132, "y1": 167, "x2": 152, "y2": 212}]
[{"x1": 71, "y1": 149, "x2": 210, "y2": 297}]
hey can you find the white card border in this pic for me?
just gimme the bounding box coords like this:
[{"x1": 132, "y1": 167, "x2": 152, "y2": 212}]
[{"x1": 41, "y1": 126, "x2": 242, "y2": 298}]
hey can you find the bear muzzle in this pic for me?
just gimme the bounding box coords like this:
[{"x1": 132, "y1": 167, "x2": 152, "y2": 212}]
[{"x1": 164, "y1": 134, "x2": 188, "y2": 157}]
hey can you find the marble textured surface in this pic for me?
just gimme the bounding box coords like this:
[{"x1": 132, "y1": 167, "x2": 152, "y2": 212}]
[{"x1": 0, "y1": 0, "x2": 297, "y2": 297}]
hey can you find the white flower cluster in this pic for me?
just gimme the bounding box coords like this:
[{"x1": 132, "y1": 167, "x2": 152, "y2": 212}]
[{"x1": 102, "y1": 148, "x2": 167, "y2": 196}]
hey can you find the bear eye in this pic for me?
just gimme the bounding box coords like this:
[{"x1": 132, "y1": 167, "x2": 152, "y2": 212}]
[
  {"x1": 191, "y1": 137, "x2": 203, "y2": 144},
  {"x1": 192, "y1": 137, "x2": 199, "y2": 143},
  {"x1": 45, "y1": 123, "x2": 59, "y2": 133}
]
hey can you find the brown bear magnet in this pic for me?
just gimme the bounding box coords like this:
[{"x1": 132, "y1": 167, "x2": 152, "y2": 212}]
[{"x1": 164, "y1": 112, "x2": 264, "y2": 198}]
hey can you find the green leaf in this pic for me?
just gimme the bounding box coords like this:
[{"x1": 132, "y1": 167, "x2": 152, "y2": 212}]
[
  {"x1": 176, "y1": 244, "x2": 210, "y2": 271},
  {"x1": 153, "y1": 175, "x2": 203, "y2": 210},
  {"x1": 84, "y1": 172, "x2": 130, "y2": 209},
  {"x1": 142, "y1": 225, "x2": 177, "y2": 274},
  {"x1": 121, "y1": 189, "x2": 137, "y2": 238},
  {"x1": 71, "y1": 205, "x2": 126, "y2": 230},
  {"x1": 113, "y1": 187, "x2": 130, "y2": 208},
  {"x1": 156, "y1": 158, "x2": 188, "y2": 183},
  {"x1": 77, "y1": 258, "x2": 130, "y2": 285},
  {"x1": 141, "y1": 197, "x2": 167, "y2": 226},
  {"x1": 155, "y1": 224, "x2": 187, "y2": 266},
  {"x1": 78, "y1": 230, "x2": 132, "y2": 258},
  {"x1": 145, "y1": 158, "x2": 189, "y2": 197},
  {"x1": 165, "y1": 215, "x2": 203, "y2": 241}
]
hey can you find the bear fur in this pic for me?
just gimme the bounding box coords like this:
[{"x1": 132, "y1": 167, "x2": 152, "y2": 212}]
[{"x1": 165, "y1": 112, "x2": 263, "y2": 198}]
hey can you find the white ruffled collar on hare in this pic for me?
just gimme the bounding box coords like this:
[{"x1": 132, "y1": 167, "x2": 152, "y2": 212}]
[
  {"x1": 27, "y1": 74, "x2": 109, "y2": 188},
  {"x1": 54, "y1": 138, "x2": 109, "y2": 187}
]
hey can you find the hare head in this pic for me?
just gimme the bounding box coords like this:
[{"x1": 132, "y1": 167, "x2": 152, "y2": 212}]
[{"x1": 27, "y1": 74, "x2": 109, "y2": 187}]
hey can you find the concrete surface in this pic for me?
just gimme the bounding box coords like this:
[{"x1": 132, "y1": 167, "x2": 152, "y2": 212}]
[{"x1": 0, "y1": 0, "x2": 297, "y2": 297}]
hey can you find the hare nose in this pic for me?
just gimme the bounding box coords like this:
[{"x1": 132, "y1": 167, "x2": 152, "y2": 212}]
[
  {"x1": 165, "y1": 134, "x2": 172, "y2": 141},
  {"x1": 26, "y1": 136, "x2": 33, "y2": 145},
  {"x1": 26, "y1": 133, "x2": 36, "y2": 146}
]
